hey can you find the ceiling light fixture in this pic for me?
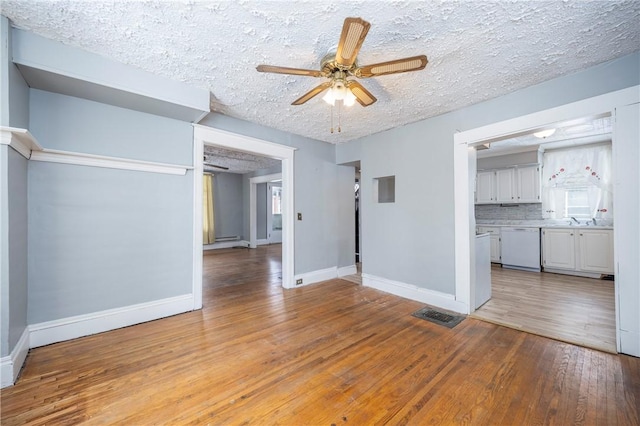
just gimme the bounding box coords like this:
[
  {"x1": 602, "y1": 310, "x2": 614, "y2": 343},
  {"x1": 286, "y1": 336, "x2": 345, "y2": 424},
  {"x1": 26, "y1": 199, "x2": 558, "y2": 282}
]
[
  {"x1": 322, "y1": 78, "x2": 357, "y2": 133},
  {"x1": 533, "y1": 128, "x2": 556, "y2": 139}
]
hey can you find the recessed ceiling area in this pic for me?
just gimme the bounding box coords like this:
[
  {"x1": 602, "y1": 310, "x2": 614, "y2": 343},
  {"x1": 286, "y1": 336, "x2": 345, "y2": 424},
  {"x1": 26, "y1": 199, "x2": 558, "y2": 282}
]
[
  {"x1": 477, "y1": 116, "x2": 612, "y2": 158},
  {"x1": 2, "y1": 1, "x2": 638, "y2": 144}
]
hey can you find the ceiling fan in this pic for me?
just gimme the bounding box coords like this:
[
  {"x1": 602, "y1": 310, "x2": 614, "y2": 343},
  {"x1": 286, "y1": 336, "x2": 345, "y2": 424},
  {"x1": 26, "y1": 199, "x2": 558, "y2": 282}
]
[{"x1": 256, "y1": 17, "x2": 428, "y2": 108}]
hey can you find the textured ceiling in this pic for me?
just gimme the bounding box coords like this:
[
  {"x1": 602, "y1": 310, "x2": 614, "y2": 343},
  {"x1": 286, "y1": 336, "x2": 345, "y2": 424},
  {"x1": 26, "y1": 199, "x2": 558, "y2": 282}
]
[
  {"x1": 2, "y1": 1, "x2": 639, "y2": 144},
  {"x1": 477, "y1": 116, "x2": 612, "y2": 158},
  {"x1": 203, "y1": 144, "x2": 279, "y2": 174}
]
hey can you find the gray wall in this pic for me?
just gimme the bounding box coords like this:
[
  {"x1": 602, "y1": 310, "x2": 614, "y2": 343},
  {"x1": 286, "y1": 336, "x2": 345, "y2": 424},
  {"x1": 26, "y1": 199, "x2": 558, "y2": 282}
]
[
  {"x1": 0, "y1": 147, "x2": 29, "y2": 358},
  {"x1": 339, "y1": 51, "x2": 640, "y2": 295},
  {"x1": 210, "y1": 172, "x2": 243, "y2": 240},
  {"x1": 27, "y1": 91, "x2": 194, "y2": 323},
  {"x1": 477, "y1": 150, "x2": 540, "y2": 170},
  {"x1": 29, "y1": 89, "x2": 192, "y2": 164},
  {"x1": 1, "y1": 15, "x2": 30, "y2": 358},
  {"x1": 0, "y1": 16, "x2": 29, "y2": 128},
  {"x1": 256, "y1": 182, "x2": 267, "y2": 239},
  {"x1": 7, "y1": 148, "x2": 29, "y2": 353},
  {"x1": 336, "y1": 165, "x2": 356, "y2": 268},
  {"x1": 201, "y1": 113, "x2": 354, "y2": 275}
]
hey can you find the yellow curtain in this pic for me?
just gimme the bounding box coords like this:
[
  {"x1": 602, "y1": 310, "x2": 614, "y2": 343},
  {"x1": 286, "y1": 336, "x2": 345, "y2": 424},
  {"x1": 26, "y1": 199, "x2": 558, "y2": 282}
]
[{"x1": 203, "y1": 174, "x2": 215, "y2": 245}]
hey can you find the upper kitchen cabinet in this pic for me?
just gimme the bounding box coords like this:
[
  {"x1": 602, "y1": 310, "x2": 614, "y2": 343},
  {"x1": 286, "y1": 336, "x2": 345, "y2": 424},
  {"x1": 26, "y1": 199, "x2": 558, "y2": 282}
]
[
  {"x1": 495, "y1": 168, "x2": 516, "y2": 202},
  {"x1": 475, "y1": 171, "x2": 496, "y2": 204},
  {"x1": 516, "y1": 165, "x2": 541, "y2": 203},
  {"x1": 476, "y1": 165, "x2": 540, "y2": 204}
]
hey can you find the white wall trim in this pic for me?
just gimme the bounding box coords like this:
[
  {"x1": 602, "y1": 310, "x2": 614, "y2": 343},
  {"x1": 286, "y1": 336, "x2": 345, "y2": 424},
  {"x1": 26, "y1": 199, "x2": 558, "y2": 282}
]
[
  {"x1": 255, "y1": 239, "x2": 270, "y2": 246},
  {"x1": 0, "y1": 126, "x2": 42, "y2": 159},
  {"x1": 294, "y1": 266, "x2": 338, "y2": 287},
  {"x1": 0, "y1": 327, "x2": 30, "y2": 388},
  {"x1": 193, "y1": 125, "x2": 296, "y2": 289},
  {"x1": 454, "y1": 85, "x2": 640, "y2": 356},
  {"x1": 28, "y1": 294, "x2": 194, "y2": 348},
  {"x1": 337, "y1": 265, "x2": 357, "y2": 277},
  {"x1": 30, "y1": 148, "x2": 190, "y2": 175},
  {"x1": 362, "y1": 273, "x2": 467, "y2": 314}
]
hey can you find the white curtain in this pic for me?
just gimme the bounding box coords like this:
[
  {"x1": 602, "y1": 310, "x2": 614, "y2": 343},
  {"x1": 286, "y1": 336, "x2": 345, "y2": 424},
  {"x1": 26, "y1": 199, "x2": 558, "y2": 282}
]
[
  {"x1": 203, "y1": 174, "x2": 215, "y2": 245},
  {"x1": 541, "y1": 143, "x2": 612, "y2": 220}
]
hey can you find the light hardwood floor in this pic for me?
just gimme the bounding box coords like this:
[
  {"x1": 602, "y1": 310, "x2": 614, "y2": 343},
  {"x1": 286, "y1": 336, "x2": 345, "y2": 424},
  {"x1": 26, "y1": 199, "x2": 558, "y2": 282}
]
[
  {"x1": 472, "y1": 266, "x2": 617, "y2": 353},
  {"x1": 2, "y1": 246, "x2": 638, "y2": 424}
]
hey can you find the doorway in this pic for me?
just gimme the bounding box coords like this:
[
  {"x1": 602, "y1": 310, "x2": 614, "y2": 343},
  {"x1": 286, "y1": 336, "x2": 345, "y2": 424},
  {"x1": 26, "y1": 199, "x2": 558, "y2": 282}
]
[
  {"x1": 453, "y1": 86, "x2": 639, "y2": 355},
  {"x1": 192, "y1": 125, "x2": 296, "y2": 311}
]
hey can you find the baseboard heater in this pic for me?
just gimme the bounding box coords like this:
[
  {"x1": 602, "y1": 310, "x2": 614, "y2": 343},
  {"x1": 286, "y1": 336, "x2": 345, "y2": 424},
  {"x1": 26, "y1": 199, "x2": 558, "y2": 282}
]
[{"x1": 215, "y1": 236, "x2": 240, "y2": 242}]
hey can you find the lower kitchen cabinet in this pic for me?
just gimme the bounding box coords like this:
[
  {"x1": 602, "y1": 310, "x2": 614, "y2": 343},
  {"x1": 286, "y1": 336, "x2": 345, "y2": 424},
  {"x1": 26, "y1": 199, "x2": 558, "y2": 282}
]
[
  {"x1": 579, "y1": 229, "x2": 614, "y2": 274},
  {"x1": 542, "y1": 228, "x2": 614, "y2": 276}
]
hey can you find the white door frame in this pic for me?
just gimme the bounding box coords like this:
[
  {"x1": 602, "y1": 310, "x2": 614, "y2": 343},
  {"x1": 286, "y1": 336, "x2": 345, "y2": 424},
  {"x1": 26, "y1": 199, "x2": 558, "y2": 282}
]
[
  {"x1": 192, "y1": 125, "x2": 296, "y2": 309},
  {"x1": 453, "y1": 85, "x2": 639, "y2": 355},
  {"x1": 266, "y1": 181, "x2": 283, "y2": 244},
  {"x1": 249, "y1": 173, "x2": 282, "y2": 247}
]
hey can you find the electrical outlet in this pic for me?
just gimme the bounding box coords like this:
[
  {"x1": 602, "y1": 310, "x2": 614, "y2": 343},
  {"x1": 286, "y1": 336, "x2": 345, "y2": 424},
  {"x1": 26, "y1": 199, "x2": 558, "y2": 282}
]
[
  {"x1": 297, "y1": 213, "x2": 302, "y2": 221},
  {"x1": 296, "y1": 278, "x2": 303, "y2": 285}
]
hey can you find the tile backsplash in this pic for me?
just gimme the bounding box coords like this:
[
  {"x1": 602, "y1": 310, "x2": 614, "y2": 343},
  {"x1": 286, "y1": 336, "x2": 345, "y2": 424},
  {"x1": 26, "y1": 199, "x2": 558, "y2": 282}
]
[{"x1": 475, "y1": 203, "x2": 544, "y2": 221}]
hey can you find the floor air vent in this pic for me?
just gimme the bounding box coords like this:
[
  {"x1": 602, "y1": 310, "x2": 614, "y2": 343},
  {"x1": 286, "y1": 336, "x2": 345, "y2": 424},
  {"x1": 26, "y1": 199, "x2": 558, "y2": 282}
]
[{"x1": 412, "y1": 307, "x2": 465, "y2": 329}]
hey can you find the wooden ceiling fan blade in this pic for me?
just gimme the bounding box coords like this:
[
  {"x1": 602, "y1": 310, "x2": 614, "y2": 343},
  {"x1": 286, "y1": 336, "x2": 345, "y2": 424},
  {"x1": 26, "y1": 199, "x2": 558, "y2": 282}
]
[
  {"x1": 346, "y1": 81, "x2": 377, "y2": 107},
  {"x1": 292, "y1": 82, "x2": 332, "y2": 105},
  {"x1": 256, "y1": 65, "x2": 323, "y2": 77},
  {"x1": 335, "y1": 17, "x2": 371, "y2": 68},
  {"x1": 356, "y1": 55, "x2": 428, "y2": 78}
]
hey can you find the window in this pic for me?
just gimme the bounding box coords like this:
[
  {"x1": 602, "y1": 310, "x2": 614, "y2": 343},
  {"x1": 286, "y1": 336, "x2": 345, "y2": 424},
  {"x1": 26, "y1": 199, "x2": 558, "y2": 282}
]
[
  {"x1": 541, "y1": 143, "x2": 612, "y2": 220},
  {"x1": 564, "y1": 188, "x2": 591, "y2": 219}
]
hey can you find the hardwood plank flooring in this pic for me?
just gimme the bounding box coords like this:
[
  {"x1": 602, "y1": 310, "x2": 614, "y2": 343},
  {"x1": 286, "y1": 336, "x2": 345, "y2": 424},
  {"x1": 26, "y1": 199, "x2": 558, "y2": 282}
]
[
  {"x1": 2, "y1": 247, "x2": 639, "y2": 425},
  {"x1": 472, "y1": 266, "x2": 616, "y2": 353}
]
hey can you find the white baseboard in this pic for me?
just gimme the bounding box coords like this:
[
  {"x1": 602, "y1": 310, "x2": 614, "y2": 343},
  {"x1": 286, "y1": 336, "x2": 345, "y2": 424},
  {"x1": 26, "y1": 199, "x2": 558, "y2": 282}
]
[
  {"x1": 203, "y1": 240, "x2": 249, "y2": 250},
  {"x1": 294, "y1": 266, "x2": 338, "y2": 287},
  {"x1": 362, "y1": 273, "x2": 467, "y2": 314},
  {"x1": 620, "y1": 329, "x2": 639, "y2": 357},
  {"x1": 29, "y1": 294, "x2": 194, "y2": 348},
  {"x1": 337, "y1": 265, "x2": 357, "y2": 277},
  {"x1": 256, "y1": 239, "x2": 270, "y2": 246},
  {"x1": 1, "y1": 327, "x2": 30, "y2": 388}
]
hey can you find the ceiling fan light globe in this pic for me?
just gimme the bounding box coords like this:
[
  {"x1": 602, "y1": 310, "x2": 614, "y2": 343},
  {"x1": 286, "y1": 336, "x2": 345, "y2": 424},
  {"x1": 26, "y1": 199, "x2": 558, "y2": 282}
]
[
  {"x1": 333, "y1": 82, "x2": 347, "y2": 100},
  {"x1": 344, "y1": 90, "x2": 357, "y2": 107},
  {"x1": 322, "y1": 90, "x2": 336, "y2": 106}
]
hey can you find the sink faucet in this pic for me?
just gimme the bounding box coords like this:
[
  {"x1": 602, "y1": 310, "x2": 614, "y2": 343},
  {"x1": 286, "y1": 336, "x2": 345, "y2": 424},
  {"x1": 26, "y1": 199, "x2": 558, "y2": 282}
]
[
  {"x1": 592, "y1": 217, "x2": 597, "y2": 225},
  {"x1": 571, "y1": 217, "x2": 580, "y2": 224}
]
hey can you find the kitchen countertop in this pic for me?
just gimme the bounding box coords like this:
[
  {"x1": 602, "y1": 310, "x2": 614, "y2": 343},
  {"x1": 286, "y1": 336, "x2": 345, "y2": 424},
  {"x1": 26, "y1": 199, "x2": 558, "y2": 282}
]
[{"x1": 476, "y1": 220, "x2": 613, "y2": 230}]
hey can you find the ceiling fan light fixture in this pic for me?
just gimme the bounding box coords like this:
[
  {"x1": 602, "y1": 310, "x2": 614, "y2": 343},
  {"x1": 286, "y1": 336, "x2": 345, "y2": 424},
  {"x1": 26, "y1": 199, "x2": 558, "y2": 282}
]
[
  {"x1": 343, "y1": 90, "x2": 357, "y2": 107},
  {"x1": 533, "y1": 128, "x2": 556, "y2": 139},
  {"x1": 322, "y1": 89, "x2": 336, "y2": 106}
]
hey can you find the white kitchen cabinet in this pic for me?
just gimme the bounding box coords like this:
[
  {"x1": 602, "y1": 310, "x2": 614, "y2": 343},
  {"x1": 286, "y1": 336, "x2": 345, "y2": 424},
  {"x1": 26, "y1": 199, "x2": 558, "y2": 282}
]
[
  {"x1": 495, "y1": 169, "x2": 516, "y2": 203},
  {"x1": 542, "y1": 228, "x2": 576, "y2": 270},
  {"x1": 516, "y1": 165, "x2": 541, "y2": 203},
  {"x1": 477, "y1": 165, "x2": 541, "y2": 204},
  {"x1": 578, "y1": 229, "x2": 614, "y2": 274},
  {"x1": 542, "y1": 228, "x2": 614, "y2": 276},
  {"x1": 489, "y1": 234, "x2": 501, "y2": 263},
  {"x1": 475, "y1": 171, "x2": 495, "y2": 204}
]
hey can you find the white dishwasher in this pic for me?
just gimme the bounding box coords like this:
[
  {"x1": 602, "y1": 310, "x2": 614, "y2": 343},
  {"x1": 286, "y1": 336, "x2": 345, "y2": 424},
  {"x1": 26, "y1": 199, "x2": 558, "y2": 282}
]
[{"x1": 500, "y1": 227, "x2": 541, "y2": 272}]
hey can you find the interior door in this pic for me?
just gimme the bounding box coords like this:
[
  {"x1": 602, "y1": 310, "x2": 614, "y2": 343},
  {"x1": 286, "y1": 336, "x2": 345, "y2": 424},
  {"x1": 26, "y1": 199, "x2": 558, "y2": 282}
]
[{"x1": 266, "y1": 182, "x2": 283, "y2": 243}]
